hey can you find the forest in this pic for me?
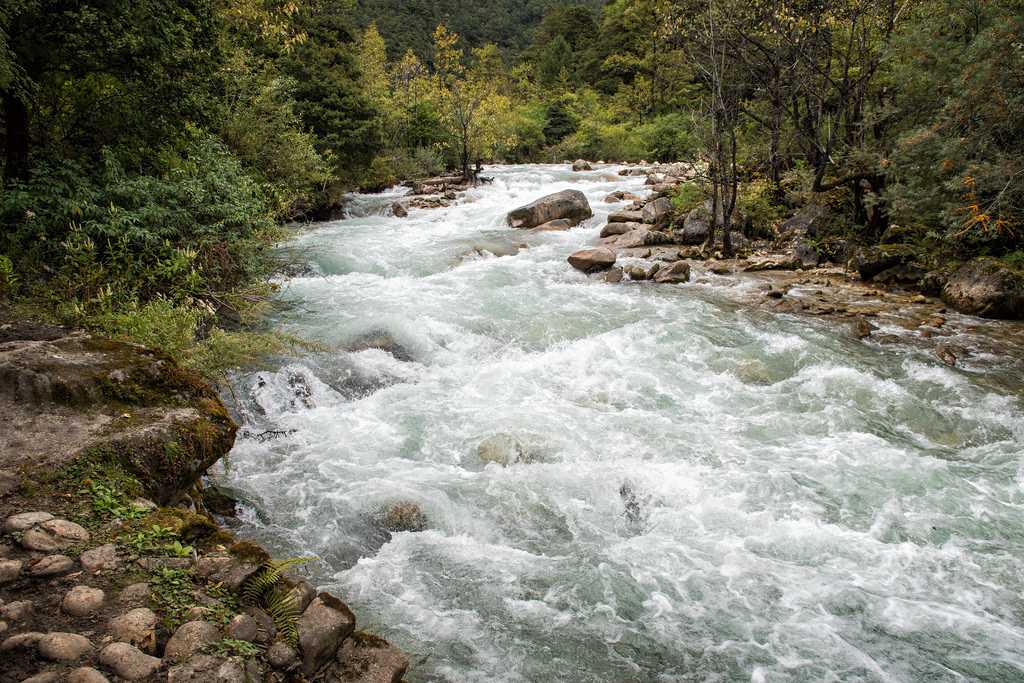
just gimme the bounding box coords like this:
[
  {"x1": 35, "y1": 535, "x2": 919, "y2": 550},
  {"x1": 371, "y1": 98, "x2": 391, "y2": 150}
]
[{"x1": 1, "y1": 0, "x2": 1022, "y2": 372}]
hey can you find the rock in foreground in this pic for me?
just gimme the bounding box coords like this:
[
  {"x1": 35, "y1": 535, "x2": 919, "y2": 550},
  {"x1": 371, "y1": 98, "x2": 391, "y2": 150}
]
[
  {"x1": 942, "y1": 257, "x2": 1024, "y2": 319},
  {"x1": 507, "y1": 190, "x2": 593, "y2": 229},
  {"x1": 568, "y1": 248, "x2": 617, "y2": 273}
]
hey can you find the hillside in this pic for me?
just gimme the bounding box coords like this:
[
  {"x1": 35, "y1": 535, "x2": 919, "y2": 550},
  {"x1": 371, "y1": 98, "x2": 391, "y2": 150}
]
[{"x1": 355, "y1": 0, "x2": 607, "y2": 58}]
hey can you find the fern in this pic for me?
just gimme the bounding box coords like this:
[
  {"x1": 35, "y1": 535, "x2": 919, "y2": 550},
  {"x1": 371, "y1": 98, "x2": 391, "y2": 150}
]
[{"x1": 239, "y1": 558, "x2": 309, "y2": 647}]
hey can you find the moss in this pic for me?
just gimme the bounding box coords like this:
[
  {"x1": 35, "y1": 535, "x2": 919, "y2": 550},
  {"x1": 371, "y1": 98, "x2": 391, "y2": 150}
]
[
  {"x1": 229, "y1": 540, "x2": 271, "y2": 565},
  {"x1": 147, "y1": 508, "x2": 220, "y2": 543},
  {"x1": 349, "y1": 631, "x2": 392, "y2": 649}
]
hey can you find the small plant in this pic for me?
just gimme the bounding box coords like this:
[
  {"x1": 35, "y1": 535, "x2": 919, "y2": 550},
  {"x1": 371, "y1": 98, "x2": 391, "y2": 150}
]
[
  {"x1": 0, "y1": 254, "x2": 18, "y2": 298},
  {"x1": 240, "y1": 558, "x2": 309, "y2": 647},
  {"x1": 671, "y1": 182, "x2": 705, "y2": 215},
  {"x1": 208, "y1": 638, "x2": 262, "y2": 658},
  {"x1": 89, "y1": 480, "x2": 147, "y2": 520},
  {"x1": 150, "y1": 567, "x2": 197, "y2": 628},
  {"x1": 122, "y1": 524, "x2": 193, "y2": 557}
]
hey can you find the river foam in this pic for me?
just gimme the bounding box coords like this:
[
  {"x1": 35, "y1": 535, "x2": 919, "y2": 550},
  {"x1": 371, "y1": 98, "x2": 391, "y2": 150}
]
[{"x1": 224, "y1": 165, "x2": 1024, "y2": 682}]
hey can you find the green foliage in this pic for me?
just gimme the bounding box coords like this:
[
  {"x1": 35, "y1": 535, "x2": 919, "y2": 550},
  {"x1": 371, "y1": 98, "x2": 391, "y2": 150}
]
[
  {"x1": 208, "y1": 638, "x2": 262, "y2": 658},
  {"x1": 89, "y1": 481, "x2": 146, "y2": 521},
  {"x1": 150, "y1": 567, "x2": 198, "y2": 629},
  {"x1": 122, "y1": 524, "x2": 194, "y2": 557},
  {"x1": 0, "y1": 255, "x2": 17, "y2": 298},
  {"x1": 89, "y1": 299, "x2": 208, "y2": 360},
  {"x1": 738, "y1": 180, "x2": 785, "y2": 238},
  {"x1": 240, "y1": 558, "x2": 309, "y2": 647},
  {"x1": 671, "y1": 183, "x2": 704, "y2": 215},
  {"x1": 183, "y1": 329, "x2": 323, "y2": 378}
]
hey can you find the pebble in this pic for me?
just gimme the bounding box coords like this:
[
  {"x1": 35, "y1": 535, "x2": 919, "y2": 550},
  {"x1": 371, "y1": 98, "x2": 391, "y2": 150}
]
[
  {"x1": 62, "y1": 586, "x2": 106, "y2": 617},
  {"x1": 67, "y1": 667, "x2": 111, "y2": 683},
  {"x1": 38, "y1": 632, "x2": 94, "y2": 662},
  {"x1": 21, "y1": 673, "x2": 63, "y2": 683},
  {"x1": 28, "y1": 554, "x2": 75, "y2": 577},
  {"x1": 3, "y1": 511, "x2": 53, "y2": 533},
  {"x1": 1, "y1": 599, "x2": 33, "y2": 621},
  {"x1": 79, "y1": 544, "x2": 119, "y2": 573},
  {"x1": 98, "y1": 642, "x2": 162, "y2": 681},
  {"x1": 107, "y1": 607, "x2": 158, "y2": 653},
  {"x1": 0, "y1": 558, "x2": 23, "y2": 584}
]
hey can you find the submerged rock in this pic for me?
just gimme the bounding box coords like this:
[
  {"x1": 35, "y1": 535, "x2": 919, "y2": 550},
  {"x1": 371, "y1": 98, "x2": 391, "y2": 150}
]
[
  {"x1": 347, "y1": 332, "x2": 415, "y2": 363},
  {"x1": 376, "y1": 502, "x2": 428, "y2": 533},
  {"x1": 653, "y1": 261, "x2": 691, "y2": 284},
  {"x1": 507, "y1": 190, "x2": 593, "y2": 229},
  {"x1": 478, "y1": 434, "x2": 526, "y2": 466}
]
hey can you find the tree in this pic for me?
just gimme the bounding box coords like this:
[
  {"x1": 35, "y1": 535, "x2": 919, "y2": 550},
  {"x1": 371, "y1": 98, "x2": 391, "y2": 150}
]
[{"x1": 432, "y1": 25, "x2": 486, "y2": 179}]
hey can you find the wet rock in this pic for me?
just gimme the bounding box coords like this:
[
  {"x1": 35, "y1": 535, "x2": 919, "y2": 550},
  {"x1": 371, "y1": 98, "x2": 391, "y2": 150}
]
[
  {"x1": 571, "y1": 159, "x2": 592, "y2": 171},
  {"x1": 603, "y1": 191, "x2": 642, "y2": 203},
  {"x1": 919, "y1": 270, "x2": 948, "y2": 296},
  {"x1": 604, "y1": 267, "x2": 624, "y2": 283},
  {"x1": 934, "y1": 344, "x2": 962, "y2": 367},
  {"x1": 533, "y1": 219, "x2": 574, "y2": 232},
  {"x1": 851, "y1": 318, "x2": 875, "y2": 340},
  {"x1": 942, "y1": 257, "x2": 1024, "y2": 319},
  {"x1": 464, "y1": 240, "x2": 526, "y2": 258},
  {"x1": 1, "y1": 599, "x2": 33, "y2": 621},
  {"x1": 79, "y1": 543, "x2": 119, "y2": 574},
  {"x1": 641, "y1": 197, "x2": 673, "y2": 227},
  {"x1": 227, "y1": 613, "x2": 259, "y2": 642},
  {"x1": 67, "y1": 667, "x2": 110, "y2": 683},
  {"x1": 332, "y1": 634, "x2": 410, "y2": 683},
  {"x1": 608, "y1": 209, "x2": 644, "y2": 224},
  {"x1": 568, "y1": 247, "x2": 616, "y2": 274},
  {"x1": 391, "y1": 202, "x2": 408, "y2": 218},
  {"x1": 376, "y1": 502, "x2": 427, "y2": 533},
  {"x1": 297, "y1": 594, "x2": 357, "y2": 677},
  {"x1": 600, "y1": 221, "x2": 643, "y2": 238},
  {"x1": 98, "y1": 642, "x2": 161, "y2": 681},
  {"x1": 507, "y1": 190, "x2": 592, "y2": 229},
  {"x1": 626, "y1": 263, "x2": 661, "y2": 281},
  {"x1": 872, "y1": 263, "x2": 926, "y2": 286},
  {"x1": 289, "y1": 581, "x2": 317, "y2": 615},
  {"x1": 28, "y1": 554, "x2": 75, "y2": 577},
  {"x1": 348, "y1": 332, "x2": 415, "y2": 363},
  {"x1": 164, "y1": 620, "x2": 221, "y2": 661},
  {"x1": 477, "y1": 434, "x2": 529, "y2": 466},
  {"x1": 117, "y1": 583, "x2": 150, "y2": 605},
  {"x1": 653, "y1": 261, "x2": 691, "y2": 284},
  {"x1": 167, "y1": 654, "x2": 260, "y2": 683},
  {"x1": 4, "y1": 511, "x2": 53, "y2": 532},
  {"x1": 21, "y1": 518, "x2": 90, "y2": 552},
  {"x1": 107, "y1": 608, "x2": 158, "y2": 653},
  {"x1": 0, "y1": 558, "x2": 22, "y2": 584},
  {"x1": 62, "y1": 586, "x2": 105, "y2": 617},
  {"x1": 267, "y1": 641, "x2": 300, "y2": 671},
  {"x1": 38, "y1": 632, "x2": 93, "y2": 662}
]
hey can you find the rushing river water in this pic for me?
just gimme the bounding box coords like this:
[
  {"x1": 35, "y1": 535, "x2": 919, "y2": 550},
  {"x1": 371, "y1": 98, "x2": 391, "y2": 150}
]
[{"x1": 223, "y1": 165, "x2": 1024, "y2": 682}]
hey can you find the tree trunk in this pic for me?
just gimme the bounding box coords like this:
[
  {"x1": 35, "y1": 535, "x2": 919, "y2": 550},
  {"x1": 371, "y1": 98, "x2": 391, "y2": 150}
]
[{"x1": 3, "y1": 92, "x2": 30, "y2": 185}]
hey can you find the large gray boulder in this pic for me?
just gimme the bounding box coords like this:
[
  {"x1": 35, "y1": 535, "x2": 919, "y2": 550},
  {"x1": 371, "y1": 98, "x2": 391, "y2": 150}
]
[
  {"x1": 642, "y1": 197, "x2": 673, "y2": 227},
  {"x1": 507, "y1": 190, "x2": 592, "y2": 229},
  {"x1": 571, "y1": 159, "x2": 592, "y2": 171},
  {"x1": 942, "y1": 257, "x2": 1024, "y2": 319}
]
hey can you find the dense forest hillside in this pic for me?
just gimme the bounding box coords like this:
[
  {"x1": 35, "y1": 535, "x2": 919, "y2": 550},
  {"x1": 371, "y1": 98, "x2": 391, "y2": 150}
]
[{"x1": 355, "y1": 0, "x2": 607, "y2": 58}]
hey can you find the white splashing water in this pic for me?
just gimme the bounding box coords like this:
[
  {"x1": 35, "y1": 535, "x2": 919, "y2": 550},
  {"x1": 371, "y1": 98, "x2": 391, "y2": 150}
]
[{"x1": 223, "y1": 165, "x2": 1024, "y2": 682}]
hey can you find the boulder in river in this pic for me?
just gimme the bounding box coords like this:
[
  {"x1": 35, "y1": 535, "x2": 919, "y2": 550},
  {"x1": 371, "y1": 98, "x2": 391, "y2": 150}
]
[
  {"x1": 608, "y1": 209, "x2": 644, "y2": 224},
  {"x1": 642, "y1": 197, "x2": 673, "y2": 227},
  {"x1": 572, "y1": 159, "x2": 592, "y2": 171},
  {"x1": 600, "y1": 222, "x2": 643, "y2": 238},
  {"x1": 533, "y1": 219, "x2": 574, "y2": 232},
  {"x1": 507, "y1": 190, "x2": 593, "y2": 229},
  {"x1": 568, "y1": 248, "x2": 617, "y2": 273},
  {"x1": 376, "y1": 502, "x2": 427, "y2": 533},
  {"x1": 653, "y1": 261, "x2": 691, "y2": 284},
  {"x1": 941, "y1": 257, "x2": 1024, "y2": 319},
  {"x1": 477, "y1": 433, "x2": 531, "y2": 466},
  {"x1": 391, "y1": 202, "x2": 408, "y2": 218}
]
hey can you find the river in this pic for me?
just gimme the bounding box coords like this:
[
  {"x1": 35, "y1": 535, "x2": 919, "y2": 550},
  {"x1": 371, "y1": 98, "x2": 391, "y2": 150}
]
[{"x1": 221, "y1": 164, "x2": 1024, "y2": 682}]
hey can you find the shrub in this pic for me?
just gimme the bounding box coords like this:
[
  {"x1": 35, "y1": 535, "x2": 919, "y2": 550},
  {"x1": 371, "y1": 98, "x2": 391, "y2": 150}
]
[
  {"x1": 738, "y1": 179, "x2": 785, "y2": 238},
  {"x1": 671, "y1": 182, "x2": 705, "y2": 215},
  {"x1": 89, "y1": 298, "x2": 209, "y2": 359}
]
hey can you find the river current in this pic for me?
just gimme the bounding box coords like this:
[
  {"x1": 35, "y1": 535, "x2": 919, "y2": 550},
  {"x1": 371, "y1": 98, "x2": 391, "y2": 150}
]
[{"x1": 222, "y1": 165, "x2": 1024, "y2": 682}]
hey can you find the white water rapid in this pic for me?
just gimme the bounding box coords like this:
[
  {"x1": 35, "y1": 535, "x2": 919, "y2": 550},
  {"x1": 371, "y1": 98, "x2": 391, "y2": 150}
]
[{"x1": 223, "y1": 164, "x2": 1024, "y2": 682}]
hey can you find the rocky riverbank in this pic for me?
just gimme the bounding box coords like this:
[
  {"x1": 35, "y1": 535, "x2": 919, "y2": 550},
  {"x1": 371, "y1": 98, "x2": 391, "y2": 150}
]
[{"x1": 0, "y1": 320, "x2": 407, "y2": 683}]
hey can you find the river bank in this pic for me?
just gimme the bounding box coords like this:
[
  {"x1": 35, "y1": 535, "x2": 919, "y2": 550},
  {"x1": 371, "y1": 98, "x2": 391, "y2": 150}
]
[
  {"x1": 0, "y1": 317, "x2": 408, "y2": 682},
  {"x1": 218, "y1": 164, "x2": 1024, "y2": 682}
]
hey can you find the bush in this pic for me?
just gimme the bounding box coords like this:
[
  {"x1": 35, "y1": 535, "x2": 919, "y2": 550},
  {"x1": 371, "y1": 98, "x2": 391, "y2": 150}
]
[
  {"x1": 738, "y1": 179, "x2": 785, "y2": 238},
  {"x1": 671, "y1": 182, "x2": 705, "y2": 215},
  {"x1": 361, "y1": 147, "x2": 445, "y2": 190},
  {"x1": 2, "y1": 131, "x2": 278, "y2": 308},
  {"x1": 89, "y1": 298, "x2": 209, "y2": 359}
]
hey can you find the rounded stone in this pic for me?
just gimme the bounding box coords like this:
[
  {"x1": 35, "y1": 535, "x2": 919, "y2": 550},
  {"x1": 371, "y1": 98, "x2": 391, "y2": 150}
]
[
  {"x1": 21, "y1": 673, "x2": 62, "y2": 683},
  {"x1": 62, "y1": 586, "x2": 106, "y2": 617},
  {"x1": 67, "y1": 667, "x2": 111, "y2": 683},
  {"x1": 107, "y1": 608, "x2": 158, "y2": 653},
  {"x1": 1, "y1": 599, "x2": 33, "y2": 621},
  {"x1": 79, "y1": 544, "x2": 119, "y2": 574},
  {"x1": 37, "y1": 632, "x2": 94, "y2": 662},
  {"x1": 267, "y1": 641, "x2": 299, "y2": 670},
  {"x1": 98, "y1": 642, "x2": 162, "y2": 681},
  {"x1": 3, "y1": 511, "x2": 53, "y2": 533},
  {"x1": 226, "y1": 613, "x2": 259, "y2": 642},
  {"x1": 0, "y1": 559, "x2": 23, "y2": 584},
  {"x1": 117, "y1": 583, "x2": 150, "y2": 605},
  {"x1": 28, "y1": 555, "x2": 75, "y2": 577},
  {"x1": 21, "y1": 519, "x2": 90, "y2": 552},
  {"x1": 164, "y1": 620, "x2": 221, "y2": 661}
]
